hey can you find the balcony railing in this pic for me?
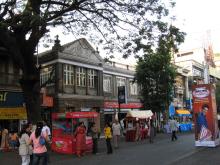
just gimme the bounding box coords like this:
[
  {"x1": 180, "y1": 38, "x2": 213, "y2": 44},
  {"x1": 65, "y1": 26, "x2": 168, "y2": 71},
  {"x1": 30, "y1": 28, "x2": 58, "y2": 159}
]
[{"x1": 0, "y1": 72, "x2": 21, "y2": 87}]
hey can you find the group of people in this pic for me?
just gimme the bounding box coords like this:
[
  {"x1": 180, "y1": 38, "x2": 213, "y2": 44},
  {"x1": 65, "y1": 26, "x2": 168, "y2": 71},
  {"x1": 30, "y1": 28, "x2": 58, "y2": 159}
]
[
  {"x1": 18, "y1": 121, "x2": 51, "y2": 165},
  {"x1": 126, "y1": 119, "x2": 155, "y2": 143},
  {"x1": 73, "y1": 120, "x2": 122, "y2": 157},
  {"x1": 103, "y1": 120, "x2": 121, "y2": 154},
  {"x1": 0, "y1": 128, "x2": 20, "y2": 151},
  {"x1": 73, "y1": 120, "x2": 120, "y2": 157},
  {"x1": 1, "y1": 117, "x2": 179, "y2": 164}
]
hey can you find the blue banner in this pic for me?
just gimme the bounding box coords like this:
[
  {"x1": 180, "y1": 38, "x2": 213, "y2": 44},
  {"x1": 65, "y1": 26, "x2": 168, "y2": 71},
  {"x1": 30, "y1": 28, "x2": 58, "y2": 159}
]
[
  {"x1": 169, "y1": 103, "x2": 175, "y2": 117},
  {"x1": 186, "y1": 99, "x2": 192, "y2": 110},
  {"x1": 0, "y1": 91, "x2": 24, "y2": 107}
]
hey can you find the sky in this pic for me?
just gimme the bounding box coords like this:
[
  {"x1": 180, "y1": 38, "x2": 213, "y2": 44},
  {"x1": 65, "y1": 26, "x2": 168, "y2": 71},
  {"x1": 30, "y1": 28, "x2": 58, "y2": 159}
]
[
  {"x1": 39, "y1": 0, "x2": 220, "y2": 64},
  {"x1": 172, "y1": 0, "x2": 220, "y2": 53}
]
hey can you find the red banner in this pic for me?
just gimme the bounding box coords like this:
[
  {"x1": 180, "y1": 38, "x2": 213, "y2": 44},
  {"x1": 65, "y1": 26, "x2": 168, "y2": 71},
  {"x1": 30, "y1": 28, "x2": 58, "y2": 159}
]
[
  {"x1": 104, "y1": 101, "x2": 143, "y2": 109},
  {"x1": 192, "y1": 84, "x2": 219, "y2": 147},
  {"x1": 42, "y1": 95, "x2": 53, "y2": 107},
  {"x1": 52, "y1": 111, "x2": 98, "y2": 119}
]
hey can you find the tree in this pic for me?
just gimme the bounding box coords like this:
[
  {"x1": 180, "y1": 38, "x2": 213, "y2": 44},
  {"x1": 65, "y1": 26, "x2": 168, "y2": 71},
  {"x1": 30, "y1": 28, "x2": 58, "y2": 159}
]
[
  {"x1": 135, "y1": 25, "x2": 185, "y2": 113},
  {"x1": 0, "y1": 0, "x2": 179, "y2": 123}
]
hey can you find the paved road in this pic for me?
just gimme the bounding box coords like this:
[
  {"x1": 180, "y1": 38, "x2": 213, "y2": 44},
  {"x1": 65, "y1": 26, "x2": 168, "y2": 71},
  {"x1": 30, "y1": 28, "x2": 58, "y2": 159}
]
[
  {"x1": 171, "y1": 144, "x2": 220, "y2": 165},
  {"x1": 1, "y1": 132, "x2": 216, "y2": 165}
]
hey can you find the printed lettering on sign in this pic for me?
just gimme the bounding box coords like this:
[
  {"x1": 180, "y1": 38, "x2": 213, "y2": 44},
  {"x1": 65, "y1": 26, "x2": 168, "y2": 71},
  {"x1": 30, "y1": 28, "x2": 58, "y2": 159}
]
[{"x1": 193, "y1": 87, "x2": 210, "y2": 98}]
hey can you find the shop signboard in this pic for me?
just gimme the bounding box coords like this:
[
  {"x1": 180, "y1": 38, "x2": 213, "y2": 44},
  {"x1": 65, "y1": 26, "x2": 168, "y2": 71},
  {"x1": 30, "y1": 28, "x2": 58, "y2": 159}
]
[
  {"x1": 104, "y1": 101, "x2": 143, "y2": 109},
  {"x1": 192, "y1": 84, "x2": 220, "y2": 147},
  {"x1": 118, "y1": 86, "x2": 127, "y2": 104},
  {"x1": 0, "y1": 91, "x2": 24, "y2": 107},
  {"x1": 0, "y1": 107, "x2": 27, "y2": 119},
  {"x1": 0, "y1": 91, "x2": 27, "y2": 119}
]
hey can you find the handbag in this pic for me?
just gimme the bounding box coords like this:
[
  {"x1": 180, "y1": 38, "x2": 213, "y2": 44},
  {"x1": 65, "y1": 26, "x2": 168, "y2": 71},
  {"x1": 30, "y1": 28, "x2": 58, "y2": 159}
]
[{"x1": 39, "y1": 136, "x2": 46, "y2": 146}]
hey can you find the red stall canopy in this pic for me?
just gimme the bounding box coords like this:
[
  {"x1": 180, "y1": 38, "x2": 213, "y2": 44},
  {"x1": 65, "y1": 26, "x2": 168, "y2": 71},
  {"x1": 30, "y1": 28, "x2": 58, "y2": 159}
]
[{"x1": 52, "y1": 112, "x2": 98, "y2": 120}]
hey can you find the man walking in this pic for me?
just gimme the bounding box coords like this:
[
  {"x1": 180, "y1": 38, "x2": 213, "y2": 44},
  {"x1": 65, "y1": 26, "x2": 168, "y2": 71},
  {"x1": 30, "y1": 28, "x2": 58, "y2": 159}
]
[
  {"x1": 112, "y1": 120, "x2": 121, "y2": 148},
  {"x1": 168, "y1": 117, "x2": 178, "y2": 141}
]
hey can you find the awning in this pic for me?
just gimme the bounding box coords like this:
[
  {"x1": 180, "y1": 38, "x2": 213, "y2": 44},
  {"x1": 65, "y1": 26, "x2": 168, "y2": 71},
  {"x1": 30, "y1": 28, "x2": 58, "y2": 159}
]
[
  {"x1": 176, "y1": 109, "x2": 191, "y2": 116},
  {"x1": 126, "y1": 110, "x2": 153, "y2": 119}
]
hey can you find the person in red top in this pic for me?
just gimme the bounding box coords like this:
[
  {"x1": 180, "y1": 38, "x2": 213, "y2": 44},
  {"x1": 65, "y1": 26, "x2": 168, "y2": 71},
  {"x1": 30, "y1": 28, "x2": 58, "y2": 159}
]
[
  {"x1": 29, "y1": 122, "x2": 49, "y2": 165},
  {"x1": 75, "y1": 122, "x2": 86, "y2": 157}
]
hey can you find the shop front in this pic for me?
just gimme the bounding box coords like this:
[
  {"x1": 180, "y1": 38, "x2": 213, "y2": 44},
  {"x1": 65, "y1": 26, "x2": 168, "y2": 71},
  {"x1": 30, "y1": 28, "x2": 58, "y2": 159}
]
[
  {"x1": 51, "y1": 111, "x2": 98, "y2": 154},
  {"x1": 0, "y1": 91, "x2": 27, "y2": 132},
  {"x1": 103, "y1": 101, "x2": 143, "y2": 123}
]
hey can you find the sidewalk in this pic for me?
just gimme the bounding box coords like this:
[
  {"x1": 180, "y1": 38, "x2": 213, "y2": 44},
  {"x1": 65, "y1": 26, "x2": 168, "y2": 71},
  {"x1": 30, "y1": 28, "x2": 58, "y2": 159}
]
[{"x1": 0, "y1": 132, "x2": 185, "y2": 165}]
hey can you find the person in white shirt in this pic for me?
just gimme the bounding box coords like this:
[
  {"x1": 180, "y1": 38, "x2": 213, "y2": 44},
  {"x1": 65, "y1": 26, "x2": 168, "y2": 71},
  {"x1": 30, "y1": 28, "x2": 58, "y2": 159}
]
[
  {"x1": 168, "y1": 117, "x2": 178, "y2": 141},
  {"x1": 42, "y1": 121, "x2": 51, "y2": 138},
  {"x1": 41, "y1": 121, "x2": 51, "y2": 163},
  {"x1": 112, "y1": 120, "x2": 121, "y2": 148}
]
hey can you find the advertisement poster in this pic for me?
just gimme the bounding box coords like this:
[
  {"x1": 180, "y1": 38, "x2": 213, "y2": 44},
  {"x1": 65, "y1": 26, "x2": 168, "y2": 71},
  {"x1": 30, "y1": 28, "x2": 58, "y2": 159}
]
[{"x1": 192, "y1": 84, "x2": 220, "y2": 147}]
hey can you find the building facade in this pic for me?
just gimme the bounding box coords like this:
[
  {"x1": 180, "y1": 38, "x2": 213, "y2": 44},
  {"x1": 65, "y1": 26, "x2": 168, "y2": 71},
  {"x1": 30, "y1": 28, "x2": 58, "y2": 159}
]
[
  {"x1": 39, "y1": 38, "x2": 143, "y2": 129},
  {"x1": 0, "y1": 47, "x2": 26, "y2": 132},
  {"x1": 103, "y1": 61, "x2": 142, "y2": 123},
  {"x1": 173, "y1": 66, "x2": 190, "y2": 110}
]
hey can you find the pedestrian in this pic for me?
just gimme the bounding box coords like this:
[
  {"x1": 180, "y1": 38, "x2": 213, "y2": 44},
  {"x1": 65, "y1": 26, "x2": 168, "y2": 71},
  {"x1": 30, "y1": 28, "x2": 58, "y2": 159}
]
[
  {"x1": 29, "y1": 121, "x2": 49, "y2": 165},
  {"x1": 148, "y1": 119, "x2": 155, "y2": 143},
  {"x1": 91, "y1": 122, "x2": 98, "y2": 154},
  {"x1": 42, "y1": 121, "x2": 51, "y2": 163},
  {"x1": 168, "y1": 117, "x2": 178, "y2": 141},
  {"x1": 42, "y1": 121, "x2": 51, "y2": 140},
  {"x1": 27, "y1": 122, "x2": 34, "y2": 165},
  {"x1": 135, "y1": 121, "x2": 141, "y2": 141},
  {"x1": 18, "y1": 125, "x2": 33, "y2": 165},
  {"x1": 9, "y1": 131, "x2": 19, "y2": 150},
  {"x1": 0, "y1": 128, "x2": 9, "y2": 151},
  {"x1": 75, "y1": 122, "x2": 86, "y2": 157},
  {"x1": 104, "y1": 122, "x2": 113, "y2": 154},
  {"x1": 112, "y1": 120, "x2": 121, "y2": 148}
]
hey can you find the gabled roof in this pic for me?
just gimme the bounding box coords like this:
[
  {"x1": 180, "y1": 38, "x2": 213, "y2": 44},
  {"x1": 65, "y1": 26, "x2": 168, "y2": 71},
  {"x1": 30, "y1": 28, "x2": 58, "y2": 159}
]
[{"x1": 39, "y1": 38, "x2": 103, "y2": 66}]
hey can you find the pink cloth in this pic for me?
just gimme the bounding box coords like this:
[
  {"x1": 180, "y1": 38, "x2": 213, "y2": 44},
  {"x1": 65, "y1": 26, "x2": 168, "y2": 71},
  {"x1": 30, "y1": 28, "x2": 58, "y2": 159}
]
[{"x1": 30, "y1": 132, "x2": 47, "y2": 154}]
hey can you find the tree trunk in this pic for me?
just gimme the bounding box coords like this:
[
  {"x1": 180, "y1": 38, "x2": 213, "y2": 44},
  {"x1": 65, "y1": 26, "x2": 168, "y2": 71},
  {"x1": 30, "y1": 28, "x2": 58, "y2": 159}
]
[{"x1": 20, "y1": 77, "x2": 42, "y2": 124}]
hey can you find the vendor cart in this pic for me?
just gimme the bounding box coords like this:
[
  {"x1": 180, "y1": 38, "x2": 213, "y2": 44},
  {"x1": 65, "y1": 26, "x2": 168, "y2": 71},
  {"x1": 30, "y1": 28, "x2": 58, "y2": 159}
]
[
  {"x1": 175, "y1": 109, "x2": 192, "y2": 132},
  {"x1": 125, "y1": 110, "x2": 153, "y2": 142},
  {"x1": 51, "y1": 111, "x2": 98, "y2": 154}
]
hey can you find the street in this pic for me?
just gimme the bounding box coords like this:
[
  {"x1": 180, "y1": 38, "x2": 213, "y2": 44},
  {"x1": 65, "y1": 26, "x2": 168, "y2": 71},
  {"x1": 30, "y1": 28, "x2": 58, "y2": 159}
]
[{"x1": 2, "y1": 132, "x2": 220, "y2": 165}]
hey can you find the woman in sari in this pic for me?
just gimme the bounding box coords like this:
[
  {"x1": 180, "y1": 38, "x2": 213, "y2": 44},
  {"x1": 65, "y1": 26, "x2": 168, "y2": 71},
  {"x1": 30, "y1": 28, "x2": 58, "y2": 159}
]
[
  {"x1": 0, "y1": 128, "x2": 9, "y2": 150},
  {"x1": 75, "y1": 122, "x2": 86, "y2": 157}
]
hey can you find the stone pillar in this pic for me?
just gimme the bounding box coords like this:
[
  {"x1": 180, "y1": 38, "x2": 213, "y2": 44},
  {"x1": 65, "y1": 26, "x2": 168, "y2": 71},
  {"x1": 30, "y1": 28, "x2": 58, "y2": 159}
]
[{"x1": 185, "y1": 76, "x2": 189, "y2": 99}]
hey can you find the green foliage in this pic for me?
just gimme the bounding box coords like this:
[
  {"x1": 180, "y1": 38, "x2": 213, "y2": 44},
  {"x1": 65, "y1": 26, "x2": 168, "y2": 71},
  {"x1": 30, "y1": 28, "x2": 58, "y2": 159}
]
[
  {"x1": 135, "y1": 25, "x2": 185, "y2": 113},
  {"x1": 0, "y1": 0, "x2": 179, "y2": 60},
  {"x1": 0, "y1": 0, "x2": 183, "y2": 121}
]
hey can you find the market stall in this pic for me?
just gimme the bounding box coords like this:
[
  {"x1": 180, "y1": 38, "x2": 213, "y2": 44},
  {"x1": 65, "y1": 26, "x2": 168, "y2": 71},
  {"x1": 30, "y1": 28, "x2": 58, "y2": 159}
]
[
  {"x1": 51, "y1": 111, "x2": 98, "y2": 154},
  {"x1": 175, "y1": 109, "x2": 192, "y2": 132},
  {"x1": 125, "y1": 110, "x2": 153, "y2": 142}
]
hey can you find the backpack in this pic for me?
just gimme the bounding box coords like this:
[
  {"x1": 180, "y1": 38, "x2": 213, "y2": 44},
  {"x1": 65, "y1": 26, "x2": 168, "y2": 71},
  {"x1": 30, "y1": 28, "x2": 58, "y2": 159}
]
[{"x1": 39, "y1": 136, "x2": 46, "y2": 146}]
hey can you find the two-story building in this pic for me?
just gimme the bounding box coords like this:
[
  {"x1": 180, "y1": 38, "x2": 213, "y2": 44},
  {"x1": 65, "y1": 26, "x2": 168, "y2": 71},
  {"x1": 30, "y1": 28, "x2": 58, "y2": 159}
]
[
  {"x1": 39, "y1": 38, "x2": 105, "y2": 129},
  {"x1": 39, "y1": 38, "x2": 143, "y2": 129}
]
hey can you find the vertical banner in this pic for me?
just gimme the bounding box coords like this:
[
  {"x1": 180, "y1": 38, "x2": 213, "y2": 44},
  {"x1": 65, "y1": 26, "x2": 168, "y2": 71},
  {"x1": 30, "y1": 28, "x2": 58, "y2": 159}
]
[{"x1": 192, "y1": 84, "x2": 220, "y2": 147}]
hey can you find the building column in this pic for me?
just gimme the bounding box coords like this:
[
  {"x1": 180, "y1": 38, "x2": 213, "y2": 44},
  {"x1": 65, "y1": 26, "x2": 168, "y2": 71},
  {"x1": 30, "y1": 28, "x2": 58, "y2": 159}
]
[
  {"x1": 74, "y1": 66, "x2": 77, "y2": 94},
  {"x1": 86, "y1": 68, "x2": 89, "y2": 95},
  {"x1": 185, "y1": 76, "x2": 189, "y2": 99}
]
